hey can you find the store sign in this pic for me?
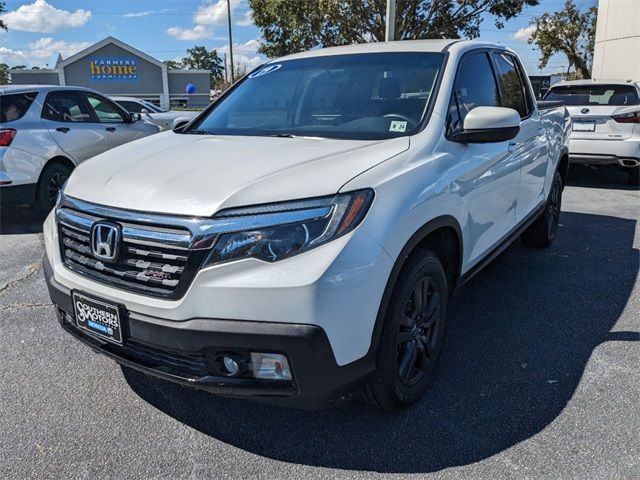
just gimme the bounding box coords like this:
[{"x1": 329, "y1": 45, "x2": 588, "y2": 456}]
[{"x1": 89, "y1": 57, "x2": 138, "y2": 82}]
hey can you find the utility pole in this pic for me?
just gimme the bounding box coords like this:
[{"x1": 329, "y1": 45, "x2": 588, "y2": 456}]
[
  {"x1": 385, "y1": 0, "x2": 396, "y2": 41},
  {"x1": 223, "y1": 53, "x2": 228, "y2": 84},
  {"x1": 226, "y1": 0, "x2": 235, "y2": 83}
]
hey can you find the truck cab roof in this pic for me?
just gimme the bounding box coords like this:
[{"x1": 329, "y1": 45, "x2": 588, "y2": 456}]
[{"x1": 273, "y1": 39, "x2": 512, "y2": 62}]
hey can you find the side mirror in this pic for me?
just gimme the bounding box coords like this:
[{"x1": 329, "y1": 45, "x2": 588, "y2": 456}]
[
  {"x1": 130, "y1": 112, "x2": 142, "y2": 122},
  {"x1": 141, "y1": 108, "x2": 150, "y2": 115},
  {"x1": 451, "y1": 106, "x2": 520, "y2": 143}
]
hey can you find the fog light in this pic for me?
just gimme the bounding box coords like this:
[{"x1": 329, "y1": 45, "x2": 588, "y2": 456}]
[
  {"x1": 222, "y1": 355, "x2": 240, "y2": 376},
  {"x1": 250, "y1": 353, "x2": 292, "y2": 380}
]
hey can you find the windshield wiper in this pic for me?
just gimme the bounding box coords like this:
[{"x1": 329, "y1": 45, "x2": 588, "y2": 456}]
[
  {"x1": 270, "y1": 133, "x2": 295, "y2": 138},
  {"x1": 185, "y1": 129, "x2": 216, "y2": 135}
]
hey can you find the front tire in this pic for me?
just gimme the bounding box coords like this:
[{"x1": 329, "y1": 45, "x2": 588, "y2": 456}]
[
  {"x1": 365, "y1": 249, "x2": 448, "y2": 410},
  {"x1": 36, "y1": 162, "x2": 72, "y2": 212},
  {"x1": 521, "y1": 171, "x2": 563, "y2": 248}
]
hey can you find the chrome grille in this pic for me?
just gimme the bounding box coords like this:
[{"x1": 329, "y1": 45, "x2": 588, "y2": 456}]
[
  {"x1": 55, "y1": 194, "x2": 333, "y2": 299},
  {"x1": 56, "y1": 198, "x2": 211, "y2": 299}
]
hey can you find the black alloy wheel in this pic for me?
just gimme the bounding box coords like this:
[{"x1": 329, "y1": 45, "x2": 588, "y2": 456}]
[
  {"x1": 397, "y1": 276, "x2": 442, "y2": 386},
  {"x1": 521, "y1": 171, "x2": 563, "y2": 248},
  {"x1": 47, "y1": 171, "x2": 67, "y2": 206},
  {"x1": 36, "y1": 162, "x2": 72, "y2": 212},
  {"x1": 546, "y1": 173, "x2": 562, "y2": 242},
  {"x1": 365, "y1": 249, "x2": 449, "y2": 410}
]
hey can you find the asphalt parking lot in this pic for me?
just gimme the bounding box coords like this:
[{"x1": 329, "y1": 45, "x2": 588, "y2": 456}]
[{"x1": 0, "y1": 165, "x2": 638, "y2": 480}]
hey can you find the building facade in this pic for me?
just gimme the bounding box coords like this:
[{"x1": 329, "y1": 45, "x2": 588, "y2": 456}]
[
  {"x1": 592, "y1": 0, "x2": 640, "y2": 81},
  {"x1": 10, "y1": 37, "x2": 211, "y2": 109}
]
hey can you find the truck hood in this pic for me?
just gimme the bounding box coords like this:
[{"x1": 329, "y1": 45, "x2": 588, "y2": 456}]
[{"x1": 65, "y1": 131, "x2": 409, "y2": 217}]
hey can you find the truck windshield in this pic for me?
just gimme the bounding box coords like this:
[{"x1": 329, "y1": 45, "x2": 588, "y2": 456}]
[
  {"x1": 186, "y1": 52, "x2": 445, "y2": 140},
  {"x1": 545, "y1": 85, "x2": 639, "y2": 106}
]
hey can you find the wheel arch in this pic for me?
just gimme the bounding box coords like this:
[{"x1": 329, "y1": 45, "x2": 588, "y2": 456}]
[
  {"x1": 558, "y1": 147, "x2": 569, "y2": 188},
  {"x1": 36, "y1": 155, "x2": 75, "y2": 197},
  {"x1": 364, "y1": 215, "x2": 463, "y2": 364}
]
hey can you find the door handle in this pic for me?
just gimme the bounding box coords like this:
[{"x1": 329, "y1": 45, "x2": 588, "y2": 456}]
[
  {"x1": 508, "y1": 141, "x2": 518, "y2": 153},
  {"x1": 56, "y1": 127, "x2": 70, "y2": 133},
  {"x1": 105, "y1": 127, "x2": 116, "y2": 132}
]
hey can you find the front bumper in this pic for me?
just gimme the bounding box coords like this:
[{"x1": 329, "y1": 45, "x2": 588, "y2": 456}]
[{"x1": 44, "y1": 256, "x2": 374, "y2": 407}]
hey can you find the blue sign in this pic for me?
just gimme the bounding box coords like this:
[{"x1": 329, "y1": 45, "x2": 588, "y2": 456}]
[{"x1": 90, "y1": 57, "x2": 139, "y2": 82}]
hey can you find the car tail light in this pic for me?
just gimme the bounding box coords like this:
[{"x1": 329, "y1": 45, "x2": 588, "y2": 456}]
[
  {"x1": 612, "y1": 111, "x2": 640, "y2": 123},
  {"x1": 0, "y1": 129, "x2": 16, "y2": 146}
]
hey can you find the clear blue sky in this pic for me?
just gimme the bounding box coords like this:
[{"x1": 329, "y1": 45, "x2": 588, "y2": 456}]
[{"x1": 0, "y1": 0, "x2": 597, "y2": 75}]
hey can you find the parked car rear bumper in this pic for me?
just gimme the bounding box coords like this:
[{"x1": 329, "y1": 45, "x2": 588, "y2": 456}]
[{"x1": 569, "y1": 138, "x2": 640, "y2": 167}]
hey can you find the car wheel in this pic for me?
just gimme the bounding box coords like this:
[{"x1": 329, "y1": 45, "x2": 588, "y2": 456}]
[
  {"x1": 36, "y1": 162, "x2": 72, "y2": 212},
  {"x1": 521, "y1": 170, "x2": 563, "y2": 248},
  {"x1": 629, "y1": 167, "x2": 640, "y2": 187},
  {"x1": 365, "y1": 249, "x2": 448, "y2": 410}
]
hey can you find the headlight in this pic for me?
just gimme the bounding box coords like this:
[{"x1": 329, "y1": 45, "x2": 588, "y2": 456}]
[{"x1": 204, "y1": 189, "x2": 374, "y2": 265}]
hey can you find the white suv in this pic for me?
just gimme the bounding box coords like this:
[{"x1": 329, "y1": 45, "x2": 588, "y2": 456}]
[
  {"x1": 44, "y1": 40, "x2": 570, "y2": 410},
  {"x1": 545, "y1": 79, "x2": 640, "y2": 185}
]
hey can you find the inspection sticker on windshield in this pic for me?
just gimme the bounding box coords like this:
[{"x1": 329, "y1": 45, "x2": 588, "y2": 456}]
[
  {"x1": 389, "y1": 121, "x2": 407, "y2": 133},
  {"x1": 249, "y1": 64, "x2": 282, "y2": 78}
]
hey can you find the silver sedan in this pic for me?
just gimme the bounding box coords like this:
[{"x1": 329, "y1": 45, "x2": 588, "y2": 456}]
[{"x1": 0, "y1": 85, "x2": 160, "y2": 210}]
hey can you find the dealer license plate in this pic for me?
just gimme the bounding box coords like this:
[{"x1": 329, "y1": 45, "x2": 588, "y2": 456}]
[{"x1": 72, "y1": 291, "x2": 123, "y2": 344}]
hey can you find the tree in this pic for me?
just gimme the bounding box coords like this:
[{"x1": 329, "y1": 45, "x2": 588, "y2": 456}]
[
  {"x1": 11, "y1": 65, "x2": 26, "y2": 70},
  {"x1": 528, "y1": 0, "x2": 597, "y2": 79},
  {"x1": 181, "y1": 46, "x2": 225, "y2": 88},
  {"x1": 163, "y1": 60, "x2": 182, "y2": 70},
  {"x1": 0, "y1": 63, "x2": 9, "y2": 84},
  {"x1": 0, "y1": 2, "x2": 7, "y2": 31},
  {"x1": 249, "y1": 0, "x2": 540, "y2": 58}
]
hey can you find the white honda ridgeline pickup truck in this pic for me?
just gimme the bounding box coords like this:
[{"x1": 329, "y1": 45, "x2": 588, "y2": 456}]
[{"x1": 44, "y1": 40, "x2": 570, "y2": 410}]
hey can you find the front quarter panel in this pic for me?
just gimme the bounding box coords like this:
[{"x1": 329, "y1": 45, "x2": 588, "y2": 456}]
[{"x1": 342, "y1": 118, "x2": 468, "y2": 271}]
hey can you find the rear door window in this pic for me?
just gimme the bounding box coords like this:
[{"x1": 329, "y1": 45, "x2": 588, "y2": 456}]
[
  {"x1": 447, "y1": 52, "x2": 500, "y2": 135},
  {"x1": 545, "y1": 85, "x2": 640, "y2": 106},
  {"x1": 41, "y1": 91, "x2": 92, "y2": 123},
  {"x1": 0, "y1": 92, "x2": 37, "y2": 123}
]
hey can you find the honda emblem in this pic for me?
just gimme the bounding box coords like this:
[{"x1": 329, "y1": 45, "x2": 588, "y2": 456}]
[{"x1": 90, "y1": 222, "x2": 121, "y2": 262}]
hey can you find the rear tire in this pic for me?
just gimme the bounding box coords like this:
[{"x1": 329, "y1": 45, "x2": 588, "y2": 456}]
[
  {"x1": 365, "y1": 249, "x2": 448, "y2": 411},
  {"x1": 521, "y1": 171, "x2": 563, "y2": 248},
  {"x1": 629, "y1": 167, "x2": 640, "y2": 187},
  {"x1": 36, "y1": 162, "x2": 72, "y2": 213}
]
